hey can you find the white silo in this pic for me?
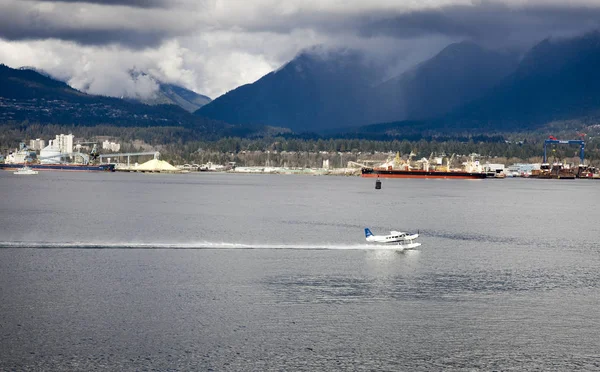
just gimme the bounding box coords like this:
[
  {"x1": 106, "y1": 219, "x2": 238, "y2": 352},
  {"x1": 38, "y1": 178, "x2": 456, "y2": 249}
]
[{"x1": 40, "y1": 140, "x2": 62, "y2": 164}]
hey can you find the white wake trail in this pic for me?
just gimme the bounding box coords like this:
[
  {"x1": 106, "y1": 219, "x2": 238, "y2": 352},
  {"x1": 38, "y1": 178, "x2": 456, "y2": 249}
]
[{"x1": 0, "y1": 241, "x2": 418, "y2": 250}]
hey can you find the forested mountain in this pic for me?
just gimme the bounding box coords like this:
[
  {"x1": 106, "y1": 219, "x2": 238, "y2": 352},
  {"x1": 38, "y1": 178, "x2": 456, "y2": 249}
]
[
  {"x1": 3, "y1": 30, "x2": 600, "y2": 140},
  {"x1": 348, "y1": 31, "x2": 600, "y2": 137},
  {"x1": 153, "y1": 83, "x2": 211, "y2": 113},
  {"x1": 196, "y1": 48, "x2": 381, "y2": 133},
  {"x1": 197, "y1": 42, "x2": 520, "y2": 133},
  {"x1": 446, "y1": 31, "x2": 600, "y2": 131},
  {"x1": 374, "y1": 42, "x2": 519, "y2": 121},
  {"x1": 0, "y1": 64, "x2": 235, "y2": 138}
]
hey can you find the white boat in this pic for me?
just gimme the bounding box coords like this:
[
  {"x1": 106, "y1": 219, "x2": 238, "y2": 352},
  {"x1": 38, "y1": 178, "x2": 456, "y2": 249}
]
[
  {"x1": 364, "y1": 228, "x2": 421, "y2": 249},
  {"x1": 14, "y1": 166, "x2": 38, "y2": 175}
]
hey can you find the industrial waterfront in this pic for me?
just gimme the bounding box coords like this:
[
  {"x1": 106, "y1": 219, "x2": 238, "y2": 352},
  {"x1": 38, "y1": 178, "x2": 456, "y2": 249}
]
[{"x1": 2, "y1": 133, "x2": 600, "y2": 179}]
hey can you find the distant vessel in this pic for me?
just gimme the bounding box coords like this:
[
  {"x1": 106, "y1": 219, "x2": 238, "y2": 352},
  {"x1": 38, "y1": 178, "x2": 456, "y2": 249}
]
[
  {"x1": 13, "y1": 166, "x2": 38, "y2": 175},
  {"x1": 362, "y1": 168, "x2": 487, "y2": 179},
  {"x1": 576, "y1": 164, "x2": 600, "y2": 179},
  {"x1": 1, "y1": 163, "x2": 115, "y2": 172},
  {"x1": 530, "y1": 162, "x2": 575, "y2": 179},
  {"x1": 361, "y1": 152, "x2": 486, "y2": 179},
  {"x1": 1, "y1": 142, "x2": 115, "y2": 172}
]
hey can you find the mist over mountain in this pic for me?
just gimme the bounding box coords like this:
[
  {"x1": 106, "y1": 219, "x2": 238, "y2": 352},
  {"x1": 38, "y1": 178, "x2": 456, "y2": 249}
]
[
  {"x1": 199, "y1": 30, "x2": 600, "y2": 136},
  {"x1": 443, "y1": 30, "x2": 600, "y2": 131},
  {"x1": 197, "y1": 42, "x2": 521, "y2": 133},
  {"x1": 374, "y1": 42, "x2": 519, "y2": 122},
  {"x1": 350, "y1": 31, "x2": 600, "y2": 138},
  {"x1": 0, "y1": 64, "x2": 228, "y2": 135},
  {"x1": 3, "y1": 30, "x2": 600, "y2": 139},
  {"x1": 14, "y1": 66, "x2": 212, "y2": 114},
  {"x1": 125, "y1": 70, "x2": 211, "y2": 113},
  {"x1": 154, "y1": 83, "x2": 211, "y2": 113}
]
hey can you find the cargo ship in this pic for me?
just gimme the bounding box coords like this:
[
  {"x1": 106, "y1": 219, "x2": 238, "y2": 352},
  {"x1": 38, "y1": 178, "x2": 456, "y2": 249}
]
[
  {"x1": 1, "y1": 142, "x2": 115, "y2": 172},
  {"x1": 361, "y1": 152, "x2": 487, "y2": 179},
  {"x1": 361, "y1": 167, "x2": 487, "y2": 179},
  {"x1": 0, "y1": 163, "x2": 115, "y2": 172}
]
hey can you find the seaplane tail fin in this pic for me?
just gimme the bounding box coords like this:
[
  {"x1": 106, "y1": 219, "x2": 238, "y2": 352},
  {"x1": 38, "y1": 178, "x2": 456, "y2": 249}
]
[{"x1": 365, "y1": 228, "x2": 374, "y2": 238}]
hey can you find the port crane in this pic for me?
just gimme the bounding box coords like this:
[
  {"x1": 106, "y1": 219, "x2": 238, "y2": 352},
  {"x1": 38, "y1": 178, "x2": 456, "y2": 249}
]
[
  {"x1": 444, "y1": 153, "x2": 455, "y2": 172},
  {"x1": 543, "y1": 136, "x2": 585, "y2": 164},
  {"x1": 74, "y1": 141, "x2": 100, "y2": 161},
  {"x1": 38, "y1": 152, "x2": 91, "y2": 165}
]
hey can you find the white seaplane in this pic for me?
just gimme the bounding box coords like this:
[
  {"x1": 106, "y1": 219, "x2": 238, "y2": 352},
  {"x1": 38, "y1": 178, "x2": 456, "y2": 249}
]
[{"x1": 364, "y1": 228, "x2": 421, "y2": 249}]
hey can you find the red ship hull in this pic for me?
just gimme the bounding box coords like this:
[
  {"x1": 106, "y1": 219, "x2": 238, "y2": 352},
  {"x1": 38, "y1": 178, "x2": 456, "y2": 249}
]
[
  {"x1": 0, "y1": 163, "x2": 115, "y2": 172},
  {"x1": 361, "y1": 168, "x2": 487, "y2": 179}
]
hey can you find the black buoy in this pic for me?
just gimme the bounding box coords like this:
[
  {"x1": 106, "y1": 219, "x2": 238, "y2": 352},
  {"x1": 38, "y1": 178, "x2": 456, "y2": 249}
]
[{"x1": 375, "y1": 178, "x2": 382, "y2": 189}]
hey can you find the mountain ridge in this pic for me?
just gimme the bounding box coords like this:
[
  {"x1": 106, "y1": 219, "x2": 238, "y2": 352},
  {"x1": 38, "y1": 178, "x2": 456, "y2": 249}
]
[
  {"x1": 125, "y1": 70, "x2": 212, "y2": 112},
  {"x1": 0, "y1": 64, "x2": 235, "y2": 138},
  {"x1": 15, "y1": 66, "x2": 212, "y2": 113},
  {"x1": 196, "y1": 47, "x2": 381, "y2": 133},
  {"x1": 446, "y1": 30, "x2": 600, "y2": 131},
  {"x1": 348, "y1": 31, "x2": 600, "y2": 138},
  {"x1": 4, "y1": 30, "x2": 600, "y2": 140},
  {"x1": 197, "y1": 42, "x2": 520, "y2": 132},
  {"x1": 374, "y1": 42, "x2": 519, "y2": 121}
]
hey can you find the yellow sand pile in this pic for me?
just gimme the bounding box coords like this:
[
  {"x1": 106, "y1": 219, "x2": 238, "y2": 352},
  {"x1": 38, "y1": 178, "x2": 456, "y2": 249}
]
[{"x1": 135, "y1": 158, "x2": 180, "y2": 173}]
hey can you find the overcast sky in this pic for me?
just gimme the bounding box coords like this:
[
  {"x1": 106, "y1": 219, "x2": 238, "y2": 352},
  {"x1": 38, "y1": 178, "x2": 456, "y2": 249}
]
[{"x1": 1, "y1": 0, "x2": 599, "y2": 100}]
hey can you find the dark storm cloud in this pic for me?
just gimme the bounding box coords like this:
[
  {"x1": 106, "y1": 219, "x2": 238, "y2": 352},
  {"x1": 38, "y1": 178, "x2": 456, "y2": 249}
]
[
  {"x1": 3, "y1": 0, "x2": 600, "y2": 98},
  {"x1": 1, "y1": 1, "x2": 600, "y2": 52},
  {"x1": 31, "y1": 0, "x2": 171, "y2": 8},
  {"x1": 0, "y1": 0, "x2": 190, "y2": 48},
  {"x1": 0, "y1": 27, "x2": 168, "y2": 49},
  {"x1": 357, "y1": 4, "x2": 600, "y2": 47}
]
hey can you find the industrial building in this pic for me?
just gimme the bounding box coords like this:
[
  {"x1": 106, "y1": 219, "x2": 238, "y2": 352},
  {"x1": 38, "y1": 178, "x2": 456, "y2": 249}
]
[
  {"x1": 102, "y1": 140, "x2": 121, "y2": 152},
  {"x1": 55, "y1": 134, "x2": 74, "y2": 154},
  {"x1": 29, "y1": 138, "x2": 46, "y2": 151}
]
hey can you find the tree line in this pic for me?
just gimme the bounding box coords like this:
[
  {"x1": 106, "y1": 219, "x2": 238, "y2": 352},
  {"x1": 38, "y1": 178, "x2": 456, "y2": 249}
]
[{"x1": 1, "y1": 121, "x2": 599, "y2": 167}]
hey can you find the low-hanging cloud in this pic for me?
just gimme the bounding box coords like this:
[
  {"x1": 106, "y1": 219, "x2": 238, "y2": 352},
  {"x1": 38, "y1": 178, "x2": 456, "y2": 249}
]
[
  {"x1": 358, "y1": 3, "x2": 600, "y2": 48},
  {"x1": 1, "y1": 0, "x2": 600, "y2": 99}
]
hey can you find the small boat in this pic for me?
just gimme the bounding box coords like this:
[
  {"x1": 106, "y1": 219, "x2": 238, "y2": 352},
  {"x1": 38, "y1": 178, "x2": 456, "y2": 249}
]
[
  {"x1": 364, "y1": 228, "x2": 421, "y2": 249},
  {"x1": 13, "y1": 166, "x2": 38, "y2": 175}
]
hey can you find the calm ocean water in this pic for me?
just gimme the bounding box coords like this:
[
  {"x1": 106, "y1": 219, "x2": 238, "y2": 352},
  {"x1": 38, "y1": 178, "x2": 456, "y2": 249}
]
[{"x1": 1, "y1": 171, "x2": 599, "y2": 370}]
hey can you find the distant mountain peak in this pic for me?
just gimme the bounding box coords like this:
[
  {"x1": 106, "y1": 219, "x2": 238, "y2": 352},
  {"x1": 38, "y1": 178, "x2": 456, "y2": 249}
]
[
  {"x1": 517, "y1": 29, "x2": 600, "y2": 78},
  {"x1": 122, "y1": 69, "x2": 211, "y2": 112},
  {"x1": 373, "y1": 41, "x2": 519, "y2": 121},
  {"x1": 275, "y1": 46, "x2": 369, "y2": 77},
  {"x1": 439, "y1": 30, "x2": 600, "y2": 131},
  {"x1": 437, "y1": 41, "x2": 482, "y2": 55},
  {"x1": 197, "y1": 46, "x2": 384, "y2": 132}
]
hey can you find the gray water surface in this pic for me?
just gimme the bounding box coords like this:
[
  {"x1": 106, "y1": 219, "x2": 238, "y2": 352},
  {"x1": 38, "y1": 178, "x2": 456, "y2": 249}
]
[{"x1": 1, "y1": 172, "x2": 599, "y2": 370}]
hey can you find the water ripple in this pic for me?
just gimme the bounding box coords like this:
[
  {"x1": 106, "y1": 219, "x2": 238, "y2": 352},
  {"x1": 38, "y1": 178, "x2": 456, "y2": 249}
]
[{"x1": 268, "y1": 269, "x2": 600, "y2": 303}]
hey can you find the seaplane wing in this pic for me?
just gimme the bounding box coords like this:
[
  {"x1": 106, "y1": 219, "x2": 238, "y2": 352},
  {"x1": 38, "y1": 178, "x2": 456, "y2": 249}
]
[{"x1": 364, "y1": 228, "x2": 419, "y2": 245}]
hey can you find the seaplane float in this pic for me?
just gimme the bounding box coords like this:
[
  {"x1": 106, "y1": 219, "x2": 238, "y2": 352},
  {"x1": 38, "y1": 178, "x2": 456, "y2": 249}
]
[{"x1": 364, "y1": 228, "x2": 421, "y2": 249}]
